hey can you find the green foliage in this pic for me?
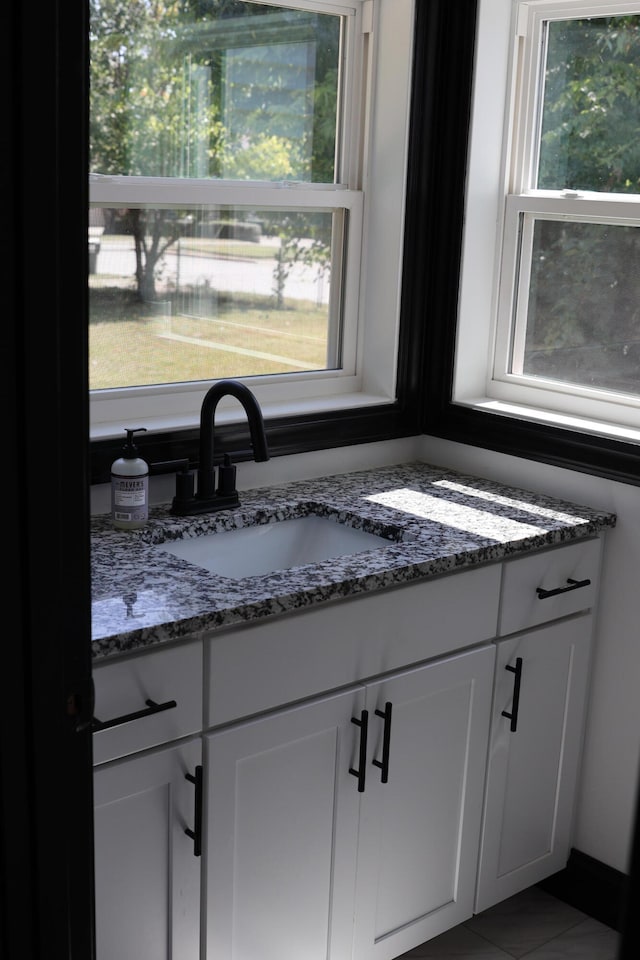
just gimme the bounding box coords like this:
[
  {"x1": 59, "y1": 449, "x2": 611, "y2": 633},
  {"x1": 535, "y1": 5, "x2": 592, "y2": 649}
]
[
  {"x1": 222, "y1": 134, "x2": 299, "y2": 180},
  {"x1": 90, "y1": 0, "x2": 227, "y2": 178},
  {"x1": 539, "y1": 16, "x2": 640, "y2": 192},
  {"x1": 90, "y1": 0, "x2": 339, "y2": 181},
  {"x1": 526, "y1": 14, "x2": 640, "y2": 391},
  {"x1": 528, "y1": 221, "x2": 638, "y2": 345},
  {"x1": 90, "y1": 0, "x2": 340, "y2": 301}
]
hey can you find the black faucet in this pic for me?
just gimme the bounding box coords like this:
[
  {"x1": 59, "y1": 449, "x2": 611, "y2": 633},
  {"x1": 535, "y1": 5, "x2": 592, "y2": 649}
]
[{"x1": 170, "y1": 380, "x2": 269, "y2": 516}]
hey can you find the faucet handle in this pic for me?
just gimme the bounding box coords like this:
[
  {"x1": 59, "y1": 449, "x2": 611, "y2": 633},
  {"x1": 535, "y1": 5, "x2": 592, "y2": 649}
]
[
  {"x1": 150, "y1": 458, "x2": 196, "y2": 509},
  {"x1": 175, "y1": 466, "x2": 195, "y2": 504},
  {"x1": 216, "y1": 453, "x2": 237, "y2": 496}
]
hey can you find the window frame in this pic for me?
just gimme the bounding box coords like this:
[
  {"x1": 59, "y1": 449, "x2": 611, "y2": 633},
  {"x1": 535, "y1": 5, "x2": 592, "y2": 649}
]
[
  {"x1": 89, "y1": 0, "x2": 640, "y2": 489},
  {"x1": 491, "y1": 0, "x2": 640, "y2": 432},
  {"x1": 420, "y1": 0, "x2": 640, "y2": 486},
  {"x1": 89, "y1": 179, "x2": 365, "y2": 422},
  {"x1": 89, "y1": 0, "x2": 420, "y2": 480},
  {"x1": 492, "y1": 192, "x2": 640, "y2": 432}
]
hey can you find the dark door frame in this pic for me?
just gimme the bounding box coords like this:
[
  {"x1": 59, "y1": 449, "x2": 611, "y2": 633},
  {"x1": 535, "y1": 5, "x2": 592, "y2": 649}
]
[{"x1": 2, "y1": 1, "x2": 95, "y2": 957}]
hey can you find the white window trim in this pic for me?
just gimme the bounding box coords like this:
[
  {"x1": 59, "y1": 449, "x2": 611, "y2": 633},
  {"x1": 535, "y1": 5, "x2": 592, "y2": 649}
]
[
  {"x1": 89, "y1": 0, "x2": 415, "y2": 441},
  {"x1": 454, "y1": 0, "x2": 640, "y2": 446}
]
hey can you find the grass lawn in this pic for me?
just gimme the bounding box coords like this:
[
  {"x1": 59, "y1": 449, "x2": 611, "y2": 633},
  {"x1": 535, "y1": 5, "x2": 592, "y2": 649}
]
[{"x1": 89, "y1": 287, "x2": 330, "y2": 390}]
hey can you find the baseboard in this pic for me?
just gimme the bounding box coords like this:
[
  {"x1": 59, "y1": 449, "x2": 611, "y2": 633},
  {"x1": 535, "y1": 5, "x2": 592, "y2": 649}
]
[{"x1": 538, "y1": 848, "x2": 628, "y2": 931}]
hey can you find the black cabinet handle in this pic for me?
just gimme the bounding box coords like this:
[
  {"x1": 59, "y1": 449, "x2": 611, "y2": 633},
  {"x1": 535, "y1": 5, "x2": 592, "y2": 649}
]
[
  {"x1": 349, "y1": 710, "x2": 369, "y2": 793},
  {"x1": 372, "y1": 702, "x2": 393, "y2": 783},
  {"x1": 536, "y1": 577, "x2": 591, "y2": 600},
  {"x1": 501, "y1": 657, "x2": 523, "y2": 733},
  {"x1": 184, "y1": 765, "x2": 203, "y2": 857},
  {"x1": 91, "y1": 697, "x2": 178, "y2": 732}
]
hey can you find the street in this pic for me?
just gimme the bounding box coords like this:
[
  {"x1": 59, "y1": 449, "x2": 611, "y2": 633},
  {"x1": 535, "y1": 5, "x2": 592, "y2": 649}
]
[{"x1": 91, "y1": 235, "x2": 330, "y2": 307}]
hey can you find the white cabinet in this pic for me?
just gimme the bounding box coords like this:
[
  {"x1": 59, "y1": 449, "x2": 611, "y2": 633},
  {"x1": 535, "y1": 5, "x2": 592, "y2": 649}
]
[
  {"x1": 475, "y1": 614, "x2": 593, "y2": 913},
  {"x1": 203, "y1": 646, "x2": 495, "y2": 960},
  {"x1": 93, "y1": 737, "x2": 202, "y2": 960},
  {"x1": 353, "y1": 647, "x2": 495, "y2": 960},
  {"x1": 498, "y1": 538, "x2": 600, "y2": 636},
  {"x1": 92, "y1": 535, "x2": 605, "y2": 960},
  {"x1": 203, "y1": 686, "x2": 365, "y2": 960},
  {"x1": 206, "y1": 565, "x2": 502, "y2": 728},
  {"x1": 92, "y1": 640, "x2": 203, "y2": 764}
]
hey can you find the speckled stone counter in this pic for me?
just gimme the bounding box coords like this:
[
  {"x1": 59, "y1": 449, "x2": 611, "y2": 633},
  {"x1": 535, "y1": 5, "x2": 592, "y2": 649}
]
[{"x1": 91, "y1": 461, "x2": 616, "y2": 661}]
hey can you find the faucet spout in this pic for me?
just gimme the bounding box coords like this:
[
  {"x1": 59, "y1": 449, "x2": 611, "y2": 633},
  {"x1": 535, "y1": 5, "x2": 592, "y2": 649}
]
[
  {"x1": 170, "y1": 380, "x2": 269, "y2": 515},
  {"x1": 196, "y1": 380, "x2": 269, "y2": 502}
]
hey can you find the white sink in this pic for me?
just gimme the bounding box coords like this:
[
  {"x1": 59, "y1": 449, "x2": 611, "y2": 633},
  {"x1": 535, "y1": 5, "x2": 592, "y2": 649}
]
[{"x1": 155, "y1": 515, "x2": 394, "y2": 579}]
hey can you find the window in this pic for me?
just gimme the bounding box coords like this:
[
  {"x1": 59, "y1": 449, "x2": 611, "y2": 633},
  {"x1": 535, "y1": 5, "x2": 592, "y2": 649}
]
[
  {"x1": 88, "y1": 0, "x2": 415, "y2": 443},
  {"x1": 455, "y1": 0, "x2": 640, "y2": 446}
]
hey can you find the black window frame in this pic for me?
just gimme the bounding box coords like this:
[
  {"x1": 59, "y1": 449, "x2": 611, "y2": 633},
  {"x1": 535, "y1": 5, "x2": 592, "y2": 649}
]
[
  {"x1": 88, "y1": 1, "x2": 423, "y2": 485},
  {"x1": 414, "y1": 0, "x2": 640, "y2": 489},
  {"x1": 89, "y1": 0, "x2": 640, "y2": 488}
]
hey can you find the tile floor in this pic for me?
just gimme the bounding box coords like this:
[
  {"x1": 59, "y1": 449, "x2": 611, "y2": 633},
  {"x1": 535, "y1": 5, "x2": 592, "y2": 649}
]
[{"x1": 397, "y1": 886, "x2": 619, "y2": 959}]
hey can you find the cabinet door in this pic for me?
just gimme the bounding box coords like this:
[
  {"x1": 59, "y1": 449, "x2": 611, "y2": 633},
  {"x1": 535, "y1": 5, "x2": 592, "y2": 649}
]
[
  {"x1": 475, "y1": 615, "x2": 592, "y2": 913},
  {"x1": 353, "y1": 646, "x2": 495, "y2": 960},
  {"x1": 204, "y1": 686, "x2": 365, "y2": 960},
  {"x1": 93, "y1": 738, "x2": 202, "y2": 960}
]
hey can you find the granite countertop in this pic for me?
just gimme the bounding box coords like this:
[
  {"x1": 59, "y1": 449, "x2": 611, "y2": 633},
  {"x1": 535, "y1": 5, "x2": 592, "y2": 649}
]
[{"x1": 91, "y1": 461, "x2": 616, "y2": 661}]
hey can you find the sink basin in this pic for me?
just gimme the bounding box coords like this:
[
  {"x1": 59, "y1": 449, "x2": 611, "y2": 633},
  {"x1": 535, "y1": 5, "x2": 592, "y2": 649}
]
[{"x1": 155, "y1": 515, "x2": 395, "y2": 579}]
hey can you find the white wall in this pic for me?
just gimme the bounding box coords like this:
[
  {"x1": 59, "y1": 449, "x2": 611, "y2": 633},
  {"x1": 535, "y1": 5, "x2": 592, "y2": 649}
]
[
  {"x1": 92, "y1": 433, "x2": 640, "y2": 874},
  {"x1": 421, "y1": 436, "x2": 640, "y2": 875},
  {"x1": 90, "y1": 437, "x2": 424, "y2": 513}
]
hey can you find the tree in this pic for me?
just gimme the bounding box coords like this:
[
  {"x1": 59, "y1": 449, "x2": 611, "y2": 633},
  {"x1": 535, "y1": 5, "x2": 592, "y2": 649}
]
[
  {"x1": 90, "y1": 0, "x2": 223, "y2": 299},
  {"x1": 539, "y1": 16, "x2": 640, "y2": 193},
  {"x1": 525, "y1": 14, "x2": 640, "y2": 386},
  {"x1": 90, "y1": 0, "x2": 340, "y2": 304}
]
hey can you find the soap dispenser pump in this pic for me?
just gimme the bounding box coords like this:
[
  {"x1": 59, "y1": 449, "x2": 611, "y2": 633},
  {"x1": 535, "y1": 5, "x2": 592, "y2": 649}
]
[{"x1": 111, "y1": 427, "x2": 149, "y2": 529}]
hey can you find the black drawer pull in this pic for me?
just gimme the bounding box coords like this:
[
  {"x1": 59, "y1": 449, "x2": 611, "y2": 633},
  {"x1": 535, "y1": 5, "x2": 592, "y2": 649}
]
[
  {"x1": 501, "y1": 657, "x2": 523, "y2": 733},
  {"x1": 372, "y1": 702, "x2": 393, "y2": 783},
  {"x1": 349, "y1": 710, "x2": 369, "y2": 793},
  {"x1": 91, "y1": 697, "x2": 177, "y2": 732},
  {"x1": 185, "y1": 765, "x2": 203, "y2": 857},
  {"x1": 536, "y1": 577, "x2": 591, "y2": 600}
]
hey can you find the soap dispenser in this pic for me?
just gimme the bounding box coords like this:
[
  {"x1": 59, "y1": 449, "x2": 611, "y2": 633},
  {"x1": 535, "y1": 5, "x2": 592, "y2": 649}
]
[{"x1": 111, "y1": 427, "x2": 149, "y2": 529}]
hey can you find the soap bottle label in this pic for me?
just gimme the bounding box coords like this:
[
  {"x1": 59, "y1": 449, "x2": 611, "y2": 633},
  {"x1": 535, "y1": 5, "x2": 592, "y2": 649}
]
[
  {"x1": 113, "y1": 476, "x2": 147, "y2": 507},
  {"x1": 111, "y1": 476, "x2": 149, "y2": 523}
]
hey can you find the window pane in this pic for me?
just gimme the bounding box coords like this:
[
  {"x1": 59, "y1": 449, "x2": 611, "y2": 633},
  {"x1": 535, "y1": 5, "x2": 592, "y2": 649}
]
[
  {"x1": 538, "y1": 15, "x2": 640, "y2": 192},
  {"x1": 88, "y1": 205, "x2": 342, "y2": 390},
  {"x1": 89, "y1": 0, "x2": 341, "y2": 183},
  {"x1": 515, "y1": 218, "x2": 640, "y2": 398}
]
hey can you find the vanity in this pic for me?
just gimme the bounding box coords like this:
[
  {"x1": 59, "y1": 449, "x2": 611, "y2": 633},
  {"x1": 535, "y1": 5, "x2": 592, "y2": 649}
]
[{"x1": 90, "y1": 461, "x2": 616, "y2": 960}]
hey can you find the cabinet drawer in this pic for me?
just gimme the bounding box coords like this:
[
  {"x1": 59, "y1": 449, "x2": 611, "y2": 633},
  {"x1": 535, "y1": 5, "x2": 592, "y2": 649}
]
[
  {"x1": 93, "y1": 641, "x2": 203, "y2": 764},
  {"x1": 499, "y1": 538, "x2": 601, "y2": 637},
  {"x1": 206, "y1": 563, "x2": 501, "y2": 727}
]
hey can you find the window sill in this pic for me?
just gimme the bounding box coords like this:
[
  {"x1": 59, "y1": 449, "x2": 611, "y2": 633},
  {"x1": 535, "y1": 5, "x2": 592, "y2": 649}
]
[
  {"x1": 424, "y1": 396, "x2": 640, "y2": 488},
  {"x1": 89, "y1": 390, "x2": 421, "y2": 485},
  {"x1": 458, "y1": 397, "x2": 640, "y2": 448},
  {"x1": 90, "y1": 389, "x2": 393, "y2": 443}
]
